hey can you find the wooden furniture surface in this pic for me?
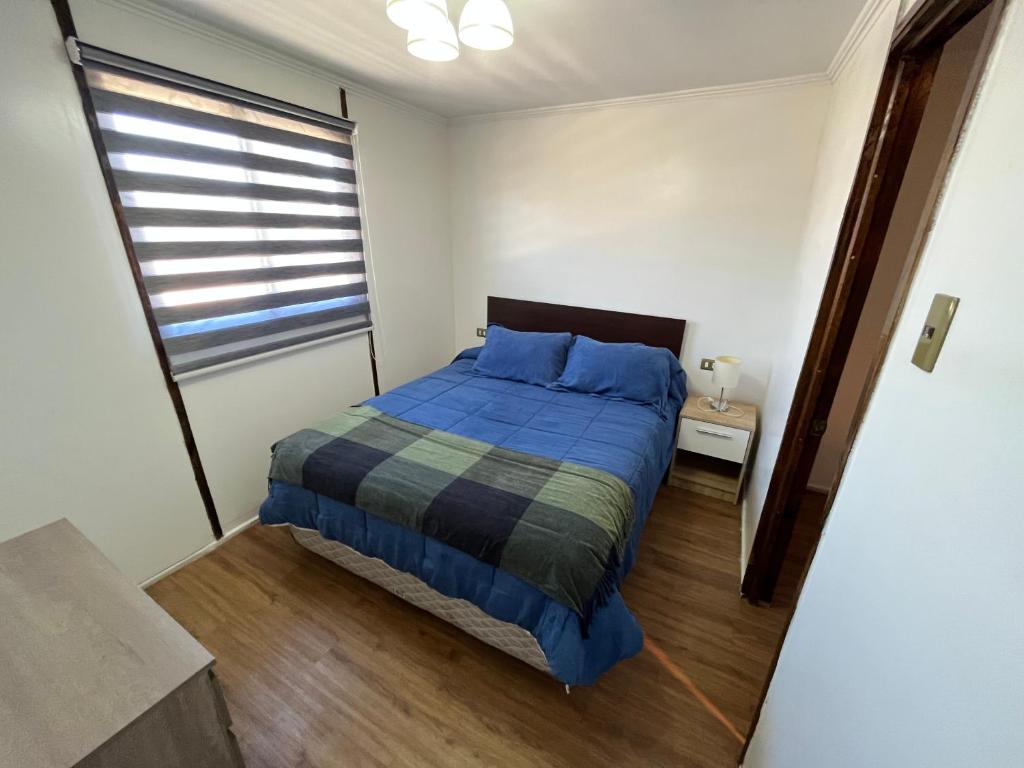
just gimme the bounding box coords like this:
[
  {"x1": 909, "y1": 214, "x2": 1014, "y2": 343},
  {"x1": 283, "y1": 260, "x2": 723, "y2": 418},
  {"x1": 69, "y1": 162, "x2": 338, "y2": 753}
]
[
  {"x1": 0, "y1": 520, "x2": 243, "y2": 768},
  {"x1": 681, "y1": 396, "x2": 757, "y2": 432},
  {"x1": 487, "y1": 296, "x2": 687, "y2": 356},
  {"x1": 146, "y1": 486, "x2": 800, "y2": 768},
  {"x1": 671, "y1": 396, "x2": 759, "y2": 504}
]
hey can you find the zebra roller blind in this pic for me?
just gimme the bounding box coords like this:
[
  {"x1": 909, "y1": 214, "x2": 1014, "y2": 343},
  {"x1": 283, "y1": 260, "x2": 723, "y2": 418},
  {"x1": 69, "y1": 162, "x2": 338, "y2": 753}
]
[{"x1": 78, "y1": 43, "x2": 371, "y2": 376}]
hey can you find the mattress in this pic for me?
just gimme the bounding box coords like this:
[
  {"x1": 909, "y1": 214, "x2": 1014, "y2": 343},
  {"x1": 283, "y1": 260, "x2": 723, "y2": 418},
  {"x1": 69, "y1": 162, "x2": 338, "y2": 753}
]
[{"x1": 260, "y1": 348, "x2": 685, "y2": 684}]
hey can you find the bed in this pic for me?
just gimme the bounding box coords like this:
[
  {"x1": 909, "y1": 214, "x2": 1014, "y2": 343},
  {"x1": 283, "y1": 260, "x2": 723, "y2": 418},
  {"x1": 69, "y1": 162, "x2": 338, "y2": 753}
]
[{"x1": 259, "y1": 297, "x2": 687, "y2": 685}]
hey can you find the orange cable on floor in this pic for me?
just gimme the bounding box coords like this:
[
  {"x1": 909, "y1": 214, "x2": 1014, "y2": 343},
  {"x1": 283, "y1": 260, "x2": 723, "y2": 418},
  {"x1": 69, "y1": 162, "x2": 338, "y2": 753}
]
[{"x1": 643, "y1": 637, "x2": 745, "y2": 745}]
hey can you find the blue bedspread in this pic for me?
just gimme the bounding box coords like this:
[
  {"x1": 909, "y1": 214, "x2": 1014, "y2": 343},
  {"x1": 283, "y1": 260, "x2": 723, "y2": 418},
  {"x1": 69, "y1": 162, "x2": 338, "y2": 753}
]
[{"x1": 260, "y1": 348, "x2": 686, "y2": 684}]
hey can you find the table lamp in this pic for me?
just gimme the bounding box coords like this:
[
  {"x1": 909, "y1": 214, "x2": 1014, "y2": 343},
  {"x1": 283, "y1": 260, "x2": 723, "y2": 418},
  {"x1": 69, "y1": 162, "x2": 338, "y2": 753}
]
[{"x1": 711, "y1": 355, "x2": 742, "y2": 412}]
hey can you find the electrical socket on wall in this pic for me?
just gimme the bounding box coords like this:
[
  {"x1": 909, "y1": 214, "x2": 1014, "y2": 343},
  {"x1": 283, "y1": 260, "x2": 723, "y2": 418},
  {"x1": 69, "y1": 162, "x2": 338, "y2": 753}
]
[
  {"x1": 700, "y1": 358, "x2": 715, "y2": 371},
  {"x1": 476, "y1": 327, "x2": 487, "y2": 338}
]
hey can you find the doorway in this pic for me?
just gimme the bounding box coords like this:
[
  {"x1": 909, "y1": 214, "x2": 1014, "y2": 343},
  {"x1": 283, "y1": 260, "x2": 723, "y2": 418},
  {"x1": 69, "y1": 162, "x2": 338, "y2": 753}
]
[
  {"x1": 808, "y1": 4, "x2": 992, "y2": 495},
  {"x1": 738, "y1": 0, "x2": 1008, "y2": 761},
  {"x1": 741, "y1": 0, "x2": 1006, "y2": 606}
]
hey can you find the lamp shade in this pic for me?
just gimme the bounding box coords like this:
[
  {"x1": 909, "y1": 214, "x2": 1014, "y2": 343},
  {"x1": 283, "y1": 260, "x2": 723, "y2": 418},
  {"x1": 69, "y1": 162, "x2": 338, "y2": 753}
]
[
  {"x1": 458, "y1": 0, "x2": 514, "y2": 50},
  {"x1": 407, "y1": 15, "x2": 460, "y2": 61},
  {"x1": 712, "y1": 355, "x2": 742, "y2": 389},
  {"x1": 387, "y1": 0, "x2": 448, "y2": 31}
]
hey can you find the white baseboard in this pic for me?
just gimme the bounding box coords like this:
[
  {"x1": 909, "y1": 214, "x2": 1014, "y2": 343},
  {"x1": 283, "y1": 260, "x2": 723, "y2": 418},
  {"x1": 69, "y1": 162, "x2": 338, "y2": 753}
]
[{"x1": 139, "y1": 514, "x2": 259, "y2": 589}]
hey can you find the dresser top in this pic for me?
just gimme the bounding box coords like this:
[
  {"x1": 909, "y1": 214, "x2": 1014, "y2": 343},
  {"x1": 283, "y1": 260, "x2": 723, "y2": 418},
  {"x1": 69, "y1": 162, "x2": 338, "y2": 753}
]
[
  {"x1": 0, "y1": 519, "x2": 213, "y2": 768},
  {"x1": 682, "y1": 394, "x2": 758, "y2": 432}
]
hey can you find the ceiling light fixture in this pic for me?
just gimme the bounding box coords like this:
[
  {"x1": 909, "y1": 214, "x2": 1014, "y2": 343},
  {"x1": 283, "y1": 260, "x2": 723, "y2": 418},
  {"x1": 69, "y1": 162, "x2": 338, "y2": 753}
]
[
  {"x1": 407, "y1": 14, "x2": 461, "y2": 62},
  {"x1": 458, "y1": 0, "x2": 514, "y2": 51},
  {"x1": 386, "y1": 0, "x2": 513, "y2": 62},
  {"x1": 386, "y1": 0, "x2": 448, "y2": 32}
]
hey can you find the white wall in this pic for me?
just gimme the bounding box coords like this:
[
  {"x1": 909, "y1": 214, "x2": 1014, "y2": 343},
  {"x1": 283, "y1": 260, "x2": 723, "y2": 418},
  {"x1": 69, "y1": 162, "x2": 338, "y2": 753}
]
[
  {"x1": 0, "y1": 0, "x2": 964, "y2": 591},
  {"x1": 0, "y1": 0, "x2": 453, "y2": 581},
  {"x1": 0, "y1": 0, "x2": 213, "y2": 583},
  {"x1": 743, "y1": 0, "x2": 899, "y2": 564},
  {"x1": 70, "y1": 0, "x2": 455, "y2": 534},
  {"x1": 448, "y1": 82, "x2": 831, "y2": 407},
  {"x1": 745, "y1": 2, "x2": 1024, "y2": 765}
]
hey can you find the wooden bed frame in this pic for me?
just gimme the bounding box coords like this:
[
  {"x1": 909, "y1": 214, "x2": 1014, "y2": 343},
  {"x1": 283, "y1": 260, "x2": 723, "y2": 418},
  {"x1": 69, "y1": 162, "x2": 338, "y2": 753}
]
[{"x1": 487, "y1": 297, "x2": 686, "y2": 357}]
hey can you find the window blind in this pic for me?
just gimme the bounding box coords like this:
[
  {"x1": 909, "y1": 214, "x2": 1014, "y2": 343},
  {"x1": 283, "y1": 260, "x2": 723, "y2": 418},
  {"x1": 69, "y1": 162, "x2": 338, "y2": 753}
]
[{"x1": 77, "y1": 43, "x2": 371, "y2": 376}]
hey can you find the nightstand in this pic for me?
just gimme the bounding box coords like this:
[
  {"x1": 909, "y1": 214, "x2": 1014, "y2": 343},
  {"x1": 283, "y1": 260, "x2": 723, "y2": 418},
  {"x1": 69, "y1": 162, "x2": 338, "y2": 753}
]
[{"x1": 669, "y1": 395, "x2": 758, "y2": 504}]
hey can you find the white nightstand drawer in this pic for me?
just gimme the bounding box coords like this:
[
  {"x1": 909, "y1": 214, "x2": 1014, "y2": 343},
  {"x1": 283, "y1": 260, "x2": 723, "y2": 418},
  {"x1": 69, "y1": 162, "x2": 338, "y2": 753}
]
[{"x1": 679, "y1": 418, "x2": 750, "y2": 463}]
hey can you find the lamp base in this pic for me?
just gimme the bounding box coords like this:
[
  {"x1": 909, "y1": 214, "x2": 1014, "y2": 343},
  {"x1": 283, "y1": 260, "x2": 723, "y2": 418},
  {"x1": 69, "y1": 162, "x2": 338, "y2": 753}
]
[{"x1": 697, "y1": 396, "x2": 746, "y2": 419}]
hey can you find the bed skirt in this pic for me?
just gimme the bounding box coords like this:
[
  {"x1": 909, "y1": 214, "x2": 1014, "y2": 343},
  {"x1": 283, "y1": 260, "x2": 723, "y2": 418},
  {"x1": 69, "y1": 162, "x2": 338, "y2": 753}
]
[{"x1": 287, "y1": 525, "x2": 553, "y2": 676}]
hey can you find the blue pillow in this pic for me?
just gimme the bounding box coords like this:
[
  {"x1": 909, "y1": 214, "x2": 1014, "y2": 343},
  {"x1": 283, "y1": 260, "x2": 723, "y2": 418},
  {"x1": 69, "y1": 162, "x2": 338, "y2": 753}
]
[
  {"x1": 472, "y1": 325, "x2": 572, "y2": 386},
  {"x1": 551, "y1": 336, "x2": 674, "y2": 416}
]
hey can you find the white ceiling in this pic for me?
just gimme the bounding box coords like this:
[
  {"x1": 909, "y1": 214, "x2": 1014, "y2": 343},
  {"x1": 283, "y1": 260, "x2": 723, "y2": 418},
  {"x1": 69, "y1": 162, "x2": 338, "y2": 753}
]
[{"x1": 150, "y1": 0, "x2": 869, "y2": 118}]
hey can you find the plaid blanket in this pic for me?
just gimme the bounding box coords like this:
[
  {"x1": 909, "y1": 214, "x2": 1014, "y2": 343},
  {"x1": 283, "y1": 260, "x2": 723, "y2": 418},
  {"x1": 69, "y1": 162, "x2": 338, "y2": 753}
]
[{"x1": 269, "y1": 405, "x2": 635, "y2": 622}]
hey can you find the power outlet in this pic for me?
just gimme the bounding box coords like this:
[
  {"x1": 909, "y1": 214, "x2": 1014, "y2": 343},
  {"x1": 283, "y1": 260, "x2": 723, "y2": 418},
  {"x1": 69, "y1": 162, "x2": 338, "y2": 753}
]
[
  {"x1": 700, "y1": 358, "x2": 716, "y2": 372},
  {"x1": 476, "y1": 327, "x2": 487, "y2": 338}
]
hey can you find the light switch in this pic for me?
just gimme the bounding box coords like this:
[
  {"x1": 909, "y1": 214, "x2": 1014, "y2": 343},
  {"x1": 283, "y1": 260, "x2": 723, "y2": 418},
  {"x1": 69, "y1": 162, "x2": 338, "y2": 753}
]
[{"x1": 911, "y1": 293, "x2": 959, "y2": 372}]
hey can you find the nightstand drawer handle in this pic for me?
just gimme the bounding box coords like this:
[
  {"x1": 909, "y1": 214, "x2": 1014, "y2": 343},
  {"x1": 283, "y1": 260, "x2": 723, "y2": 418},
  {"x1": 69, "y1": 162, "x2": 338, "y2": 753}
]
[{"x1": 695, "y1": 427, "x2": 733, "y2": 439}]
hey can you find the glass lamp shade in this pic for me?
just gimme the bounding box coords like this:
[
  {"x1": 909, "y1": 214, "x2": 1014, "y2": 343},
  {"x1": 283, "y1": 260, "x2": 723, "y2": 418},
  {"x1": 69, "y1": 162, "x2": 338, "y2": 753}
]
[
  {"x1": 386, "y1": 0, "x2": 448, "y2": 31},
  {"x1": 458, "y1": 0, "x2": 514, "y2": 50},
  {"x1": 407, "y1": 15, "x2": 460, "y2": 61},
  {"x1": 712, "y1": 356, "x2": 742, "y2": 389}
]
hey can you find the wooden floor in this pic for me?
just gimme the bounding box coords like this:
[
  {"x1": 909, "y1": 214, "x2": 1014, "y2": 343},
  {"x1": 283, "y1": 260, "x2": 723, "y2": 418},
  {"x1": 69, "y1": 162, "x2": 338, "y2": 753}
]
[{"x1": 148, "y1": 487, "x2": 803, "y2": 768}]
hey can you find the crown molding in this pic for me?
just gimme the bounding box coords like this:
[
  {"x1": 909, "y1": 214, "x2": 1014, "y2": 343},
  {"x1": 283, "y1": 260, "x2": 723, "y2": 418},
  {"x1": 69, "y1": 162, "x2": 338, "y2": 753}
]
[
  {"x1": 87, "y1": 0, "x2": 447, "y2": 125},
  {"x1": 452, "y1": 0, "x2": 891, "y2": 124},
  {"x1": 450, "y1": 73, "x2": 830, "y2": 125},
  {"x1": 87, "y1": 0, "x2": 893, "y2": 129},
  {"x1": 827, "y1": 0, "x2": 896, "y2": 81}
]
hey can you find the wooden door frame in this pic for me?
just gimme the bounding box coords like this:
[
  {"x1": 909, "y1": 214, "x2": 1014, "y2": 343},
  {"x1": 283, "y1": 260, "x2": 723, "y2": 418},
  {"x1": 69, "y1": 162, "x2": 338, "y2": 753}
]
[
  {"x1": 740, "y1": 0, "x2": 1004, "y2": 606},
  {"x1": 50, "y1": 0, "x2": 224, "y2": 539}
]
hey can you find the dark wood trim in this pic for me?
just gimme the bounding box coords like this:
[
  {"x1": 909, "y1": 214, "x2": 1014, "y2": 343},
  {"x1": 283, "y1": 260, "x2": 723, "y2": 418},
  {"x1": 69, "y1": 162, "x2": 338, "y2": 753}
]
[
  {"x1": 829, "y1": 0, "x2": 1003, "y2": 508},
  {"x1": 367, "y1": 331, "x2": 382, "y2": 397},
  {"x1": 339, "y1": 86, "x2": 381, "y2": 397},
  {"x1": 893, "y1": 0, "x2": 994, "y2": 52},
  {"x1": 742, "y1": 50, "x2": 941, "y2": 604},
  {"x1": 741, "y1": 0, "x2": 1000, "y2": 606},
  {"x1": 486, "y1": 296, "x2": 686, "y2": 356},
  {"x1": 738, "y1": 0, "x2": 1005, "y2": 763},
  {"x1": 339, "y1": 87, "x2": 349, "y2": 123},
  {"x1": 51, "y1": 0, "x2": 223, "y2": 539}
]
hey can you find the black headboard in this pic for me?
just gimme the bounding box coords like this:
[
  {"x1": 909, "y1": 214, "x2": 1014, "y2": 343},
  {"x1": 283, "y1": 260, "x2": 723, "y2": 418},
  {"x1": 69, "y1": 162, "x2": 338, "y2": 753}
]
[{"x1": 487, "y1": 297, "x2": 686, "y2": 357}]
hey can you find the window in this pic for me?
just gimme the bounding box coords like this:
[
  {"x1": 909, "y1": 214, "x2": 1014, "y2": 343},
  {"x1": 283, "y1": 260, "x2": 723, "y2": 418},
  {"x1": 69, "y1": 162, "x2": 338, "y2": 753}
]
[{"x1": 78, "y1": 43, "x2": 371, "y2": 376}]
